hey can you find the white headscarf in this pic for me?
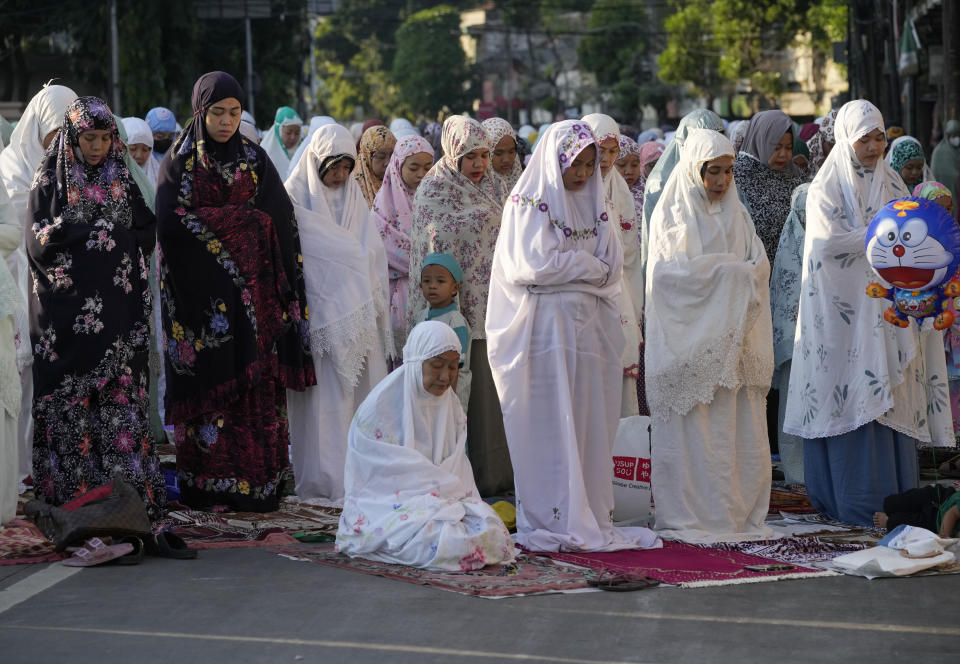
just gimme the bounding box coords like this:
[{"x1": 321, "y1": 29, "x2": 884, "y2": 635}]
[
  {"x1": 583, "y1": 113, "x2": 644, "y2": 384},
  {"x1": 0, "y1": 84, "x2": 77, "y2": 224},
  {"x1": 486, "y1": 120, "x2": 623, "y2": 352},
  {"x1": 285, "y1": 123, "x2": 395, "y2": 361},
  {"x1": 336, "y1": 321, "x2": 514, "y2": 571},
  {"x1": 286, "y1": 115, "x2": 336, "y2": 179},
  {"x1": 0, "y1": 84, "x2": 76, "y2": 377},
  {"x1": 644, "y1": 129, "x2": 773, "y2": 420},
  {"x1": 783, "y1": 100, "x2": 952, "y2": 444},
  {"x1": 389, "y1": 118, "x2": 417, "y2": 136},
  {"x1": 121, "y1": 116, "x2": 159, "y2": 188}
]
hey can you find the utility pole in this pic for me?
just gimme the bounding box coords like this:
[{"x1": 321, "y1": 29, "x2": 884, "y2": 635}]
[
  {"x1": 245, "y1": 17, "x2": 255, "y2": 118},
  {"x1": 110, "y1": 0, "x2": 121, "y2": 114},
  {"x1": 944, "y1": 0, "x2": 960, "y2": 122}
]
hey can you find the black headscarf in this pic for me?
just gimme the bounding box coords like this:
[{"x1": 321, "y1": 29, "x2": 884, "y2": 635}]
[{"x1": 155, "y1": 72, "x2": 314, "y2": 423}]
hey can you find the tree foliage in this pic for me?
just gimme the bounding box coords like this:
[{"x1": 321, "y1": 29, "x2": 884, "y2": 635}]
[
  {"x1": 658, "y1": 0, "x2": 848, "y2": 102},
  {"x1": 577, "y1": 0, "x2": 669, "y2": 123},
  {"x1": 392, "y1": 5, "x2": 470, "y2": 117},
  {"x1": 1, "y1": 0, "x2": 308, "y2": 123}
]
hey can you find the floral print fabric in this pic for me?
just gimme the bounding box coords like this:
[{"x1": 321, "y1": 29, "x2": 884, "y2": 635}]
[
  {"x1": 734, "y1": 152, "x2": 805, "y2": 266},
  {"x1": 354, "y1": 125, "x2": 396, "y2": 208},
  {"x1": 27, "y1": 96, "x2": 164, "y2": 508},
  {"x1": 156, "y1": 71, "x2": 315, "y2": 511},
  {"x1": 782, "y1": 100, "x2": 952, "y2": 445},
  {"x1": 482, "y1": 117, "x2": 523, "y2": 196},
  {"x1": 408, "y1": 116, "x2": 506, "y2": 337}
]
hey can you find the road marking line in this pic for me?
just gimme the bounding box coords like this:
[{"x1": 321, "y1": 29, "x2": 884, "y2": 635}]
[
  {"x1": 0, "y1": 625, "x2": 646, "y2": 663},
  {"x1": 0, "y1": 565, "x2": 82, "y2": 616},
  {"x1": 534, "y1": 607, "x2": 960, "y2": 636}
]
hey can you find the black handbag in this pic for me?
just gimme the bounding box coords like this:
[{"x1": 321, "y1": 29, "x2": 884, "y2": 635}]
[{"x1": 25, "y1": 477, "x2": 152, "y2": 551}]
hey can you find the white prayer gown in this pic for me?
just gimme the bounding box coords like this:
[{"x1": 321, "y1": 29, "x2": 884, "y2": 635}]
[
  {"x1": 0, "y1": 84, "x2": 76, "y2": 482},
  {"x1": 583, "y1": 114, "x2": 642, "y2": 417},
  {"x1": 0, "y1": 182, "x2": 22, "y2": 524},
  {"x1": 487, "y1": 120, "x2": 661, "y2": 553},
  {"x1": 284, "y1": 124, "x2": 393, "y2": 503},
  {"x1": 336, "y1": 321, "x2": 515, "y2": 571},
  {"x1": 645, "y1": 129, "x2": 775, "y2": 544}
]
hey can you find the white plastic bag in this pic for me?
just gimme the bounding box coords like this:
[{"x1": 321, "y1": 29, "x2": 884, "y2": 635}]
[{"x1": 611, "y1": 415, "x2": 651, "y2": 526}]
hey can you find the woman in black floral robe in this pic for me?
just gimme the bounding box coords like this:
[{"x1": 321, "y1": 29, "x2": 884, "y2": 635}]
[{"x1": 27, "y1": 96, "x2": 165, "y2": 509}]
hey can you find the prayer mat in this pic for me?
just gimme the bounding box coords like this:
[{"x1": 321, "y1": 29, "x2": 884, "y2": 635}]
[
  {"x1": 535, "y1": 541, "x2": 834, "y2": 588},
  {"x1": 226, "y1": 500, "x2": 341, "y2": 538},
  {"x1": 152, "y1": 510, "x2": 297, "y2": 549},
  {"x1": 0, "y1": 519, "x2": 65, "y2": 566},
  {"x1": 768, "y1": 485, "x2": 815, "y2": 515},
  {"x1": 705, "y1": 536, "x2": 869, "y2": 565},
  {"x1": 271, "y1": 543, "x2": 596, "y2": 597}
]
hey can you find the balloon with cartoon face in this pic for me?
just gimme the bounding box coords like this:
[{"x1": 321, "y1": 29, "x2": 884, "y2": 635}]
[{"x1": 865, "y1": 197, "x2": 960, "y2": 329}]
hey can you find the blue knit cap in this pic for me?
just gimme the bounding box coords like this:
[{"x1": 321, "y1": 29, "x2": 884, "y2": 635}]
[
  {"x1": 146, "y1": 106, "x2": 177, "y2": 133},
  {"x1": 421, "y1": 252, "x2": 463, "y2": 284}
]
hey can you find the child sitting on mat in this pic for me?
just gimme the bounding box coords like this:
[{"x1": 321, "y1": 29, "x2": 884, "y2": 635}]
[{"x1": 873, "y1": 482, "x2": 960, "y2": 538}]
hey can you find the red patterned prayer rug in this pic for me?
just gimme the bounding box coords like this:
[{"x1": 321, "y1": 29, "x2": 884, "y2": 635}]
[
  {"x1": 271, "y1": 543, "x2": 596, "y2": 597},
  {"x1": 534, "y1": 540, "x2": 833, "y2": 588},
  {"x1": 0, "y1": 519, "x2": 65, "y2": 566}
]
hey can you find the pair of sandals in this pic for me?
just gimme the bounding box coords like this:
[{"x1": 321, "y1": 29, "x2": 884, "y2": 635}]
[
  {"x1": 63, "y1": 532, "x2": 196, "y2": 567},
  {"x1": 587, "y1": 569, "x2": 659, "y2": 592}
]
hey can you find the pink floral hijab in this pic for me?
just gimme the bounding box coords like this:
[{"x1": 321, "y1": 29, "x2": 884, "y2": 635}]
[{"x1": 372, "y1": 135, "x2": 435, "y2": 266}]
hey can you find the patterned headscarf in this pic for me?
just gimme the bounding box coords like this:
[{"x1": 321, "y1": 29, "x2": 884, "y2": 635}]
[
  {"x1": 354, "y1": 125, "x2": 396, "y2": 208},
  {"x1": 33, "y1": 96, "x2": 135, "y2": 228},
  {"x1": 28, "y1": 96, "x2": 154, "y2": 397},
  {"x1": 806, "y1": 109, "x2": 837, "y2": 178},
  {"x1": 407, "y1": 116, "x2": 505, "y2": 335},
  {"x1": 913, "y1": 180, "x2": 952, "y2": 201},
  {"x1": 482, "y1": 117, "x2": 522, "y2": 195},
  {"x1": 887, "y1": 136, "x2": 926, "y2": 179}
]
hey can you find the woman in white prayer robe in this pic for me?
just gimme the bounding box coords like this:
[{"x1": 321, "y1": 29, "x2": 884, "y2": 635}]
[
  {"x1": 0, "y1": 84, "x2": 77, "y2": 484},
  {"x1": 583, "y1": 113, "x2": 643, "y2": 417},
  {"x1": 783, "y1": 100, "x2": 953, "y2": 526},
  {"x1": 645, "y1": 129, "x2": 775, "y2": 544},
  {"x1": 336, "y1": 321, "x2": 515, "y2": 571},
  {"x1": 283, "y1": 123, "x2": 393, "y2": 503},
  {"x1": 487, "y1": 120, "x2": 661, "y2": 553}
]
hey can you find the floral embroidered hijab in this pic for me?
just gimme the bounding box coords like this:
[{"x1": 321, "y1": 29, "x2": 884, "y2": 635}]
[
  {"x1": 407, "y1": 116, "x2": 506, "y2": 335},
  {"x1": 32, "y1": 96, "x2": 141, "y2": 229}
]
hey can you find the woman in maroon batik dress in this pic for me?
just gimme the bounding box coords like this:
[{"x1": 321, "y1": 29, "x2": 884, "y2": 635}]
[{"x1": 156, "y1": 72, "x2": 314, "y2": 512}]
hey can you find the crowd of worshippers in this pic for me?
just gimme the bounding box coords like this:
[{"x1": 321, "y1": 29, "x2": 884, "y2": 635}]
[{"x1": 1, "y1": 70, "x2": 959, "y2": 573}]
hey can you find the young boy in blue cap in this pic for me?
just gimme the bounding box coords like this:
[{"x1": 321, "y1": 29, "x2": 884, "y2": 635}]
[{"x1": 413, "y1": 252, "x2": 471, "y2": 411}]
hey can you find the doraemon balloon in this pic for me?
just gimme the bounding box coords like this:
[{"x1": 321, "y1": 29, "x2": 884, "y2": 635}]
[{"x1": 865, "y1": 197, "x2": 960, "y2": 329}]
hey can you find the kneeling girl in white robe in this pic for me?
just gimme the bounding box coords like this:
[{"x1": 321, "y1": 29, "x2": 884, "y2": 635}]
[
  {"x1": 336, "y1": 321, "x2": 515, "y2": 571},
  {"x1": 645, "y1": 129, "x2": 775, "y2": 543},
  {"x1": 486, "y1": 120, "x2": 661, "y2": 553}
]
